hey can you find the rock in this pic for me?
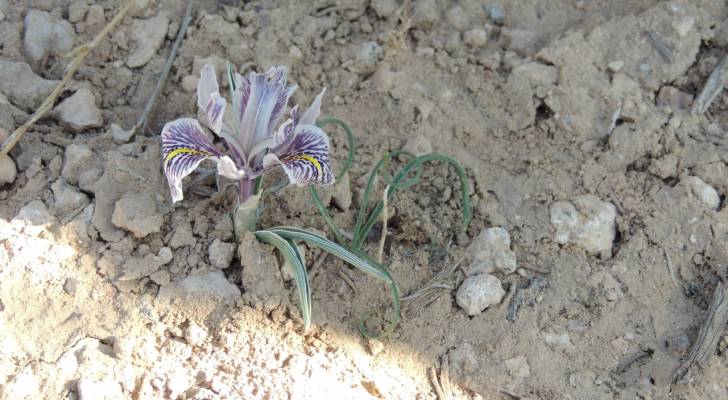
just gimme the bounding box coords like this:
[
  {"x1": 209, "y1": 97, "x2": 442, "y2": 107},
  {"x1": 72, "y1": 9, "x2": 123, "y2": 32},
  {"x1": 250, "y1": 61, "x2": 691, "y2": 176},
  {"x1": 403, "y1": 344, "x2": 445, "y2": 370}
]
[
  {"x1": 550, "y1": 195, "x2": 617, "y2": 257},
  {"x1": 511, "y1": 62, "x2": 559, "y2": 96},
  {"x1": 445, "y1": 6, "x2": 469, "y2": 31},
  {"x1": 344, "y1": 41, "x2": 382, "y2": 75},
  {"x1": 111, "y1": 192, "x2": 164, "y2": 238},
  {"x1": 51, "y1": 179, "x2": 90, "y2": 215},
  {"x1": 23, "y1": 10, "x2": 75, "y2": 66},
  {"x1": 0, "y1": 59, "x2": 58, "y2": 111},
  {"x1": 181, "y1": 75, "x2": 198, "y2": 93},
  {"x1": 169, "y1": 223, "x2": 195, "y2": 248},
  {"x1": 648, "y1": 153, "x2": 678, "y2": 179},
  {"x1": 77, "y1": 377, "x2": 124, "y2": 400},
  {"x1": 370, "y1": 0, "x2": 398, "y2": 18},
  {"x1": 686, "y1": 176, "x2": 720, "y2": 210},
  {"x1": 672, "y1": 16, "x2": 694, "y2": 37},
  {"x1": 68, "y1": 1, "x2": 88, "y2": 23},
  {"x1": 411, "y1": 0, "x2": 440, "y2": 27},
  {"x1": 463, "y1": 29, "x2": 488, "y2": 47},
  {"x1": 15, "y1": 200, "x2": 56, "y2": 235},
  {"x1": 448, "y1": 343, "x2": 479, "y2": 389},
  {"x1": 184, "y1": 322, "x2": 208, "y2": 346},
  {"x1": 118, "y1": 247, "x2": 173, "y2": 281},
  {"x1": 505, "y1": 356, "x2": 530, "y2": 379},
  {"x1": 486, "y1": 4, "x2": 506, "y2": 24},
  {"x1": 0, "y1": 153, "x2": 17, "y2": 185},
  {"x1": 608, "y1": 60, "x2": 624, "y2": 72},
  {"x1": 330, "y1": 170, "x2": 352, "y2": 210},
  {"x1": 456, "y1": 274, "x2": 505, "y2": 316},
  {"x1": 62, "y1": 144, "x2": 96, "y2": 184},
  {"x1": 127, "y1": 16, "x2": 169, "y2": 68},
  {"x1": 368, "y1": 339, "x2": 384, "y2": 356},
  {"x1": 85, "y1": 4, "x2": 105, "y2": 26},
  {"x1": 208, "y1": 239, "x2": 235, "y2": 269},
  {"x1": 157, "y1": 270, "x2": 241, "y2": 304},
  {"x1": 657, "y1": 86, "x2": 693, "y2": 110},
  {"x1": 52, "y1": 88, "x2": 103, "y2": 131},
  {"x1": 239, "y1": 232, "x2": 285, "y2": 312},
  {"x1": 109, "y1": 123, "x2": 134, "y2": 142},
  {"x1": 402, "y1": 135, "x2": 432, "y2": 157},
  {"x1": 467, "y1": 227, "x2": 517, "y2": 275},
  {"x1": 502, "y1": 28, "x2": 537, "y2": 55}
]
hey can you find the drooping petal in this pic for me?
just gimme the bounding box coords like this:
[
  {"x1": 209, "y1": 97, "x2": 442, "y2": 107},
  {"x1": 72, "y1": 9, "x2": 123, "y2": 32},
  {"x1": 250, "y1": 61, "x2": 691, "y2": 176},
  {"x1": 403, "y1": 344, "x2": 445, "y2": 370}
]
[
  {"x1": 161, "y1": 118, "x2": 224, "y2": 202},
  {"x1": 273, "y1": 105, "x2": 298, "y2": 145},
  {"x1": 234, "y1": 66, "x2": 296, "y2": 151},
  {"x1": 299, "y1": 88, "x2": 326, "y2": 125},
  {"x1": 197, "y1": 64, "x2": 226, "y2": 134},
  {"x1": 263, "y1": 124, "x2": 334, "y2": 186}
]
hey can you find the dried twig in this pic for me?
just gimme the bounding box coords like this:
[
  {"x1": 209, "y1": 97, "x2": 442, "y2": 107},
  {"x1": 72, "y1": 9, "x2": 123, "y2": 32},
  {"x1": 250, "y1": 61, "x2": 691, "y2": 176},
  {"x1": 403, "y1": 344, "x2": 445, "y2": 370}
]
[
  {"x1": 430, "y1": 355, "x2": 453, "y2": 400},
  {"x1": 402, "y1": 260, "x2": 461, "y2": 316},
  {"x1": 131, "y1": 0, "x2": 194, "y2": 135},
  {"x1": 673, "y1": 282, "x2": 728, "y2": 383},
  {"x1": 0, "y1": 1, "x2": 134, "y2": 155},
  {"x1": 646, "y1": 31, "x2": 673, "y2": 63},
  {"x1": 377, "y1": 184, "x2": 390, "y2": 263},
  {"x1": 692, "y1": 54, "x2": 728, "y2": 115},
  {"x1": 662, "y1": 246, "x2": 679, "y2": 287}
]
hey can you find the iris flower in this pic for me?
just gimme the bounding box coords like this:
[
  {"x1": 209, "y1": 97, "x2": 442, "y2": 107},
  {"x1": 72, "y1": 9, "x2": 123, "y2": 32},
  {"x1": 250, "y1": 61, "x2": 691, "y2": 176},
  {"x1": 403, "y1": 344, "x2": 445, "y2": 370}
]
[{"x1": 161, "y1": 64, "x2": 334, "y2": 205}]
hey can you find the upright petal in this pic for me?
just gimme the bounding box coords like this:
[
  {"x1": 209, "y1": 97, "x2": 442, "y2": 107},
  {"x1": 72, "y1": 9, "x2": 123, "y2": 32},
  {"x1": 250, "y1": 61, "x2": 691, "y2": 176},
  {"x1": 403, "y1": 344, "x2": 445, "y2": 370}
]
[
  {"x1": 235, "y1": 66, "x2": 296, "y2": 151},
  {"x1": 197, "y1": 64, "x2": 226, "y2": 134},
  {"x1": 263, "y1": 124, "x2": 334, "y2": 186},
  {"x1": 161, "y1": 118, "x2": 223, "y2": 202},
  {"x1": 299, "y1": 88, "x2": 326, "y2": 125}
]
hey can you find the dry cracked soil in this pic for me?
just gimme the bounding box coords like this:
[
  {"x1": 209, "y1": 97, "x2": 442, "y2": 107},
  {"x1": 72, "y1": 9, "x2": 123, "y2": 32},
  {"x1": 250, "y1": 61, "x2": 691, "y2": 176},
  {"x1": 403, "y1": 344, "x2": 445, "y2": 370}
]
[{"x1": 2, "y1": 0, "x2": 728, "y2": 399}]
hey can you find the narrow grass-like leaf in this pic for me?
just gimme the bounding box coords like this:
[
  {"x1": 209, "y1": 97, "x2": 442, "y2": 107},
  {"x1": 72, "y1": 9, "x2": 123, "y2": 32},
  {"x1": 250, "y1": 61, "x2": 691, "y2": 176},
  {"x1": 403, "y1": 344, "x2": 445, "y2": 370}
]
[
  {"x1": 254, "y1": 230, "x2": 312, "y2": 331},
  {"x1": 264, "y1": 226, "x2": 400, "y2": 337},
  {"x1": 353, "y1": 153, "x2": 472, "y2": 250},
  {"x1": 308, "y1": 186, "x2": 346, "y2": 244}
]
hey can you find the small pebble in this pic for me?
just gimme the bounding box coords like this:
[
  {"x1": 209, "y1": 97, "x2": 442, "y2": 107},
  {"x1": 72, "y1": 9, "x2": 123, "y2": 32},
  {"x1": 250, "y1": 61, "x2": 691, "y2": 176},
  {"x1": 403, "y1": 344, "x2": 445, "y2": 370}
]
[
  {"x1": 686, "y1": 176, "x2": 720, "y2": 210},
  {"x1": 0, "y1": 154, "x2": 17, "y2": 185},
  {"x1": 463, "y1": 29, "x2": 488, "y2": 48},
  {"x1": 456, "y1": 274, "x2": 505, "y2": 316}
]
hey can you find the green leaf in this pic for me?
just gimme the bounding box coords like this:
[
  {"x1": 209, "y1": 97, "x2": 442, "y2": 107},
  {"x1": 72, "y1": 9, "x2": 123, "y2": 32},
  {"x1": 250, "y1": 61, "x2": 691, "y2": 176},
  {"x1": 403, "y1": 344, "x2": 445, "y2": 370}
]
[
  {"x1": 353, "y1": 153, "x2": 472, "y2": 249},
  {"x1": 254, "y1": 230, "x2": 312, "y2": 331},
  {"x1": 262, "y1": 226, "x2": 400, "y2": 338}
]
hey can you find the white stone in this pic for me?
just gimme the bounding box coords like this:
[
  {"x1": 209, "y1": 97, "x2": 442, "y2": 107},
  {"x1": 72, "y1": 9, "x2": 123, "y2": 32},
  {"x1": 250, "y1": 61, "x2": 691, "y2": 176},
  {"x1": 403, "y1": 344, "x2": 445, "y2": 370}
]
[
  {"x1": 208, "y1": 239, "x2": 235, "y2": 269},
  {"x1": 370, "y1": 0, "x2": 398, "y2": 18},
  {"x1": 62, "y1": 144, "x2": 95, "y2": 184},
  {"x1": 505, "y1": 356, "x2": 530, "y2": 378},
  {"x1": 463, "y1": 29, "x2": 488, "y2": 47},
  {"x1": 686, "y1": 176, "x2": 720, "y2": 210},
  {"x1": 550, "y1": 195, "x2": 617, "y2": 256},
  {"x1": 445, "y1": 6, "x2": 469, "y2": 31},
  {"x1": 402, "y1": 135, "x2": 432, "y2": 157},
  {"x1": 53, "y1": 88, "x2": 103, "y2": 131},
  {"x1": 157, "y1": 271, "x2": 241, "y2": 304},
  {"x1": 111, "y1": 191, "x2": 163, "y2": 238},
  {"x1": 127, "y1": 16, "x2": 169, "y2": 68},
  {"x1": 184, "y1": 322, "x2": 208, "y2": 346},
  {"x1": 0, "y1": 153, "x2": 17, "y2": 185},
  {"x1": 608, "y1": 60, "x2": 624, "y2": 72},
  {"x1": 0, "y1": 59, "x2": 58, "y2": 111},
  {"x1": 456, "y1": 274, "x2": 505, "y2": 316},
  {"x1": 673, "y1": 16, "x2": 694, "y2": 37},
  {"x1": 23, "y1": 9, "x2": 75, "y2": 66},
  {"x1": 15, "y1": 200, "x2": 55, "y2": 225},
  {"x1": 344, "y1": 41, "x2": 382, "y2": 75},
  {"x1": 77, "y1": 377, "x2": 124, "y2": 400},
  {"x1": 181, "y1": 75, "x2": 198, "y2": 93},
  {"x1": 467, "y1": 227, "x2": 517, "y2": 274},
  {"x1": 52, "y1": 179, "x2": 90, "y2": 215},
  {"x1": 109, "y1": 123, "x2": 134, "y2": 142}
]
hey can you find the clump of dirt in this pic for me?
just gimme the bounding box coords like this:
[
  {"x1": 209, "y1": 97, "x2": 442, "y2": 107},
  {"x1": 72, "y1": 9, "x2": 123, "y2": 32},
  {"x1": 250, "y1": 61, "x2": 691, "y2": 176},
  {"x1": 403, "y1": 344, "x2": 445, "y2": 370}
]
[{"x1": 2, "y1": 0, "x2": 728, "y2": 399}]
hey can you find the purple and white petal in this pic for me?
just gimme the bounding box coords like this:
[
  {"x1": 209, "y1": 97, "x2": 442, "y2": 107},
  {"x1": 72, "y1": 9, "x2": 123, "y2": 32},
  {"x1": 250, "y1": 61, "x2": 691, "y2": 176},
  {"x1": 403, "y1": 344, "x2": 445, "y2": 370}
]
[
  {"x1": 216, "y1": 155, "x2": 247, "y2": 180},
  {"x1": 161, "y1": 118, "x2": 223, "y2": 202},
  {"x1": 236, "y1": 66, "x2": 296, "y2": 150},
  {"x1": 196, "y1": 64, "x2": 227, "y2": 134},
  {"x1": 299, "y1": 88, "x2": 326, "y2": 125},
  {"x1": 273, "y1": 105, "x2": 299, "y2": 145},
  {"x1": 263, "y1": 124, "x2": 334, "y2": 186}
]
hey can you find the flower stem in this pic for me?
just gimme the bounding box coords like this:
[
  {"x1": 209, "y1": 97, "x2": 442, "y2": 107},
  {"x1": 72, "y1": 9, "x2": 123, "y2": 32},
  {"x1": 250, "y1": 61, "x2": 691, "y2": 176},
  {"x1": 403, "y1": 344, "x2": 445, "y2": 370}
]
[{"x1": 238, "y1": 177, "x2": 256, "y2": 204}]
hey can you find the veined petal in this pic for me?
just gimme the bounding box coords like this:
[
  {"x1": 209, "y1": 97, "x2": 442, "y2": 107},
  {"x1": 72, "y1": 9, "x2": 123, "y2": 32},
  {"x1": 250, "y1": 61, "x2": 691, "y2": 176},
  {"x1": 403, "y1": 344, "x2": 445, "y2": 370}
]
[
  {"x1": 263, "y1": 124, "x2": 334, "y2": 186},
  {"x1": 161, "y1": 118, "x2": 223, "y2": 202},
  {"x1": 236, "y1": 66, "x2": 296, "y2": 150},
  {"x1": 299, "y1": 88, "x2": 326, "y2": 125},
  {"x1": 273, "y1": 105, "x2": 299, "y2": 145},
  {"x1": 197, "y1": 64, "x2": 227, "y2": 134}
]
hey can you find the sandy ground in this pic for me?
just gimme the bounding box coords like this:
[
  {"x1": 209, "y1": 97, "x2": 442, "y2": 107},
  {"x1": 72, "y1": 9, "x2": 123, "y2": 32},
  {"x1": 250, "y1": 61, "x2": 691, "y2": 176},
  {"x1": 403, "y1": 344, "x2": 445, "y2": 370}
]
[{"x1": 2, "y1": 0, "x2": 728, "y2": 399}]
